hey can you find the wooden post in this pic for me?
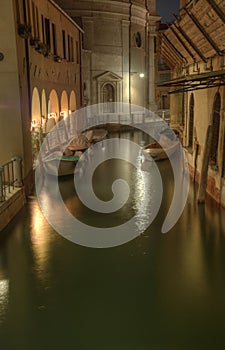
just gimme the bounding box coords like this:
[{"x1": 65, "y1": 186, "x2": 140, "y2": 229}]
[
  {"x1": 193, "y1": 142, "x2": 199, "y2": 183},
  {"x1": 0, "y1": 167, "x2": 5, "y2": 202},
  {"x1": 197, "y1": 125, "x2": 212, "y2": 203}
]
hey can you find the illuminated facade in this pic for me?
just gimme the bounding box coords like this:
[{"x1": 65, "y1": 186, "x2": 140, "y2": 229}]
[
  {"x1": 159, "y1": 0, "x2": 225, "y2": 206},
  {"x1": 54, "y1": 0, "x2": 159, "y2": 112},
  {"x1": 0, "y1": 0, "x2": 82, "y2": 191},
  {"x1": 0, "y1": 0, "x2": 82, "y2": 229}
]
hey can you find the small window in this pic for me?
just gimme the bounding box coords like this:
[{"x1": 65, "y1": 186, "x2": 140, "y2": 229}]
[
  {"x1": 103, "y1": 84, "x2": 115, "y2": 113},
  {"x1": 41, "y1": 15, "x2": 45, "y2": 42},
  {"x1": 71, "y1": 37, "x2": 74, "y2": 62},
  {"x1": 68, "y1": 35, "x2": 71, "y2": 61},
  {"x1": 76, "y1": 40, "x2": 79, "y2": 64},
  {"x1": 32, "y1": 2, "x2": 36, "y2": 38},
  {"x1": 135, "y1": 32, "x2": 142, "y2": 48},
  {"x1": 35, "y1": 7, "x2": 39, "y2": 39},
  {"x1": 45, "y1": 18, "x2": 50, "y2": 49},
  {"x1": 52, "y1": 23, "x2": 57, "y2": 55},
  {"x1": 62, "y1": 30, "x2": 66, "y2": 59}
]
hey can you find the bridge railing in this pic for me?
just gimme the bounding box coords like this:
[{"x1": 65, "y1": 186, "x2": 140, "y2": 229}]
[
  {"x1": 0, "y1": 157, "x2": 23, "y2": 202},
  {"x1": 86, "y1": 111, "x2": 164, "y2": 128}
]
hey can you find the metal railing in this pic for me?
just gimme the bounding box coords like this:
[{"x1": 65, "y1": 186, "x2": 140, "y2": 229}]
[{"x1": 0, "y1": 157, "x2": 23, "y2": 202}]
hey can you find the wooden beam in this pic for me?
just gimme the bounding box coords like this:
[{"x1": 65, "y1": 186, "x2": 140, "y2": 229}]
[
  {"x1": 161, "y1": 36, "x2": 183, "y2": 65},
  {"x1": 173, "y1": 16, "x2": 208, "y2": 63},
  {"x1": 161, "y1": 33, "x2": 186, "y2": 63},
  {"x1": 160, "y1": 45, "x2": 178, "y2": 68},
  {"x1": 205, "y1": 0, "x2": 225, "y2": 24},
  {"x1": 185, "y1": 8, "x2": 223, "y2": 55},
  {"x1": 169, "y1": 23, "x2": 196, "y2": 60}
]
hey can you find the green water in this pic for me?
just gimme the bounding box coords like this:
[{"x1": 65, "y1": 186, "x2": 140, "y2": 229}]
[{"x1": 0, "y1": 131, "x2": 225, "y2": 349}]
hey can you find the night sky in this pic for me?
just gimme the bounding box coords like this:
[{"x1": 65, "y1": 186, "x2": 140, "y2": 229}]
[{"x1": 156, "y1": 0, "x2": 180, "y2": 22}]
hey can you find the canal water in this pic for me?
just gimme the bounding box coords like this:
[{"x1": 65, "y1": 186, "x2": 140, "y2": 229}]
[{"x1": 1, "y1": 130, "x2": 225, "y2": 349}]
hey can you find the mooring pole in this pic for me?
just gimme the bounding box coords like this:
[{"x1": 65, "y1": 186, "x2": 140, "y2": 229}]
[{"x1": 197, "y1": 125, "x2": 212, "y2": 203}]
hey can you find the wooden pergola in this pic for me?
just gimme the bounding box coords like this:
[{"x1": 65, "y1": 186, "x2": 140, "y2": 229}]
[{"x1": 159, "y1": 0, "x2": 225, "y2": 93}]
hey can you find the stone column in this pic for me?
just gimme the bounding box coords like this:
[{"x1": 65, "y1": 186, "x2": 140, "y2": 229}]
[
  {"x1": 148, "y1": 16, "x2": 158, "y2": 112},
  {"x1": 122, "y1": 20, "x2": 130, "y2": 113},
  {"x1": 148, "y1": 31, "x2": 156, "y2": 111}
]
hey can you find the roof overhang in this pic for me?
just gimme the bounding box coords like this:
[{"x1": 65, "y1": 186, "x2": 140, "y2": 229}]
[{"x1": 159, "y1": 0, "x2": 225, "y2": 68}]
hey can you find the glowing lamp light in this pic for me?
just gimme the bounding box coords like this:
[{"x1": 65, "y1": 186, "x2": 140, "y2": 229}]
[{"x1": 139, "y1": 73, "x2": 145, "y2": 78}]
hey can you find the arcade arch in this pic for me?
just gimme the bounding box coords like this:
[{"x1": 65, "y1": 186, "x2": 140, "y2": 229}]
[
  {"x1": 31, "y1": 87, "x2": 41, "y2": 128},
  {"x1": 69, "y1": 90, "x2": 76, "y2": 112}
]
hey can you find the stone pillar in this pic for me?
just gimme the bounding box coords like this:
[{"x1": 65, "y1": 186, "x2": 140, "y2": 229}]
[
  {"x1": 13, "y1": 156, "x2": 23, "y2": 188},
  {"x1": 0, "y1": 167, "x2": 5, "y2": 202},
  {"x1": 82, "y1": 19, "x2": 94, "y2": 105},
  {"x1": 148, "y1": 30, "x2": 157, "y2": 111},
  {"x1": 122, "y1": 20, "x2": 130, "y2": 113}
]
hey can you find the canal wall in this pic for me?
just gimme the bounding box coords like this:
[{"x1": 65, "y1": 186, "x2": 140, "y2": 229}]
[{"x1": 0, "y1": 188, "x2": 26, "y2": 232}]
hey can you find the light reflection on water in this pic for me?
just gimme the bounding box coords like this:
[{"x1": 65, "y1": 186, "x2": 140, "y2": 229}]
[
  {"x1": 0, "y1": 130, "x2": 225, "y2": 349},
  {"x1": 0, "y1": 279, "x2": 9, "y2": 323}
]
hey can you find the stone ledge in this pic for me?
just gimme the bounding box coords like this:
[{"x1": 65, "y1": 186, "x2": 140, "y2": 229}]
[{"x1": 0, "y1": 188, "x2": 26, "y2": 232}]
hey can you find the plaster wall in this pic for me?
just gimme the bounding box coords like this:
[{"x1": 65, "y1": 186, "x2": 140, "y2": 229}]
[{"x1": 0, "y1": 1, "x2": 23, "y2": 165}]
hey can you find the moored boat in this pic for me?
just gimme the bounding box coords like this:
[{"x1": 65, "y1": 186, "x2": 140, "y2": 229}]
[
  {"x1": 141, "y1": 140, "x2": 179, "y2": 161},
  {"x1": 92, "y1": 128, "x2": 108, "y2": 142},
  {"x1": 67, "y1": 130, "x2": 93, "y2": 151},
  {"x1": 42, "y1": 151, "x2": 80, "y2": 176}
]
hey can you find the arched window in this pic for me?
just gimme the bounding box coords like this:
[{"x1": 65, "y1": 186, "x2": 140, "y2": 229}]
[
  {"x1": 103, "y1": 83, "x2": 115, "y2": 113},
  {"x1": 210, "y1": 92, "x2": 221, "y2": 165},
  {"x1": 222, "y1": 132, "x2": 225, "y2": 177},
  {"x1": 188, "y1": 93, "x2": 194, "y2": 148}
]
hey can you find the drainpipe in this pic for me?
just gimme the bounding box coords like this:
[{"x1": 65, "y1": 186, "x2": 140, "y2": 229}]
[
  {"x1": 79, "y1": 32, "x2": 83, "y2": 108},
  {"x1": 22, "y1": 0, "x2": 32, "y2": 121},
  {"x1": 129, "y1": 1, "x2": 132, "y2": 117},
  {"x1": 145, "y1": 0, "x2": 149, "y2": 110}
]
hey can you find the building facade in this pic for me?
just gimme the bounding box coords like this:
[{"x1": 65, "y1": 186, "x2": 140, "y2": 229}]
[
  {"x1": 159, "y1": 0, "x2": 225, "y2": 206},
  {"x1": 55, "y1": 0, "x2": 159, "y2": 113},
  {"x1": 0, "y1": 0, "x2": 82, "y2": 186},
  {"x1": 0, "y1": 0, "x2": 82, "y2": 229}
]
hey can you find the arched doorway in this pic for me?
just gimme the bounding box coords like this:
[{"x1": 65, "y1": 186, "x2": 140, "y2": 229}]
[
  {"x1": 69, "y1": 90, "x2": 76, "y2": 112},
  {"x1": 103, "y1": 83, "x2": 115, "y2": 113},
  {"x1": 210, "y1": 92, "x2": 221, "y2": 165},
  {"x1": 41, "y1": 89, "x2": 47, "y2": 127},
  {"x1": 188, "y1": 93, "x2": 194, "y2": 148},
  {"x1": 31, "y1": 87, "x2": 41, "y2": 129},
  {"x1": 48, "y1": 90, "x2": 59, "y2": 121},
  {"x1": 60, "y1": 90, "x2": 69, "y2": 119},
  {"x1": 41, "y1": 90, "x2": 47, "y2": 118}
]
